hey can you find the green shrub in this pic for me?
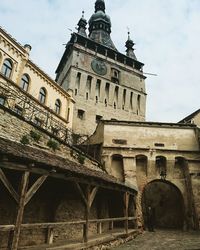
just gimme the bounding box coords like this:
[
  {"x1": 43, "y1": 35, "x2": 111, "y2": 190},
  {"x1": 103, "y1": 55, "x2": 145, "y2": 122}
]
[
  {"x1": 47, "y1": 139, "x2": 59, "y2": 151},
  {"x1": 30, "y1": 130, "x2": 41, "y2": 143},
  {"x1": 77, "y1": 154, "x2": 85, "y2": 165},
  {"x1": 20, "y1": 135, "x2": 30, "y2": 145}
]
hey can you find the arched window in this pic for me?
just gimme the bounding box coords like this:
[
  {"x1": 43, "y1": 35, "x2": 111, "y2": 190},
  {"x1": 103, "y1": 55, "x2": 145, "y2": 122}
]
[
  {"x1": 0, "y1": 52, "x2": 2, "y2": 65},
  {"x1": 38, "y1": 87, "x2": 47, "y2": 104},
  {"x1": 20, "y1": 74, "x2": 30, "y2": 92},
  {"x1": 1, "y1": 59, "x2": 13, "y2": 78},
  {"x1": 55, "y1": 99, "x2": 61, "y2": 114},
  {"x1": 111, "y1": 154, "x2": 124, "y2": 182},
  {"x1": 137, "y1": 95, "x2": 141, "y2": 114}
]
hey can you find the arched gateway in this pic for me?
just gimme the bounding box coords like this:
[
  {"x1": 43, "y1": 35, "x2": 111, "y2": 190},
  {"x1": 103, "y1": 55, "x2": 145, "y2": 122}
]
[{"x1": 142, "y1": 180, "x2": 185, "y2": 229}]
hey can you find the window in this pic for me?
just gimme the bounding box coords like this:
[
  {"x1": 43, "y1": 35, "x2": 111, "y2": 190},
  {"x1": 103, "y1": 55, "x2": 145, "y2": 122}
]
[
  {"x1": 96, "y1": 115, "x2": 102, "y2": 123},
  {"x1": 130, "y1": 92, "x2": 133, "y2": 110},
  {"x1": 77, "y1": 109, "x2": 85, "y2": 120},
  {"x1": 75, "y1": 72, "x2": 81, "y2": 90},
  {"x1": 14, "y1": 105, "x2": 23, "y2": 116},
  {"x1": 1, "y1": 59, "x2": 13, "y2": 78},
  {"x1": 96, "y1": 79, "x2": 101, "y2": 97},
  {"x1": 39, "y1": 88, "x2": 47, "y2": 104},
  {"x1": 55, "y1": 99, "x2": 61, "y2": 115},
  {"x1": 0, "y1": 52, "x2": 2, "y2": 65},
  {"x1": 155, "y1": 143, "x2": 165, "y2": 147},
  {"x1": 67, "y1": 108, "x2": 70, "y2": 122},
  {"x1": 0, "y1": 96, "x2": 6, "y2": 106},
  {"x1": 105, "y1": 99, "x2": 107, "y2": 107},
  {"x1": 122, "y1": 89, "x2": 126, "y2": 110},
  {"x1": 111, "y1": 68, "x2": 120, "y2": 84},
  {"x1": 20, "y1": 74, "x2": 30, "y2": 92},
  {"x1": 137, "y1": 95, "x2": 141, "y2": 114},
  {"x1": 86, "y1": 76, "x2": 92, "y2": 98}
]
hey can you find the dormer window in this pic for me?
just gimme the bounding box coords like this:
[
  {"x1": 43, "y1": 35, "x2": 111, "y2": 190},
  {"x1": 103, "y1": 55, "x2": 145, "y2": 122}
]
[{"x1": 111, "y1": 68, "x2": 120, "y2": 84}]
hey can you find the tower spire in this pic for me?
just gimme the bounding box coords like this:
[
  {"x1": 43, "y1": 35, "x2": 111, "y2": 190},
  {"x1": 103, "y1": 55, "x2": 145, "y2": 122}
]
[
  {"x1": 125, "y1": 30, "x2": 137, "y2": 60},
  {"x1": 88, "y1": 0, "x2": 117, "y2": 50},
  {"x1": 77, "y1": 10, "x2": 87, "y2": 37},
  {"x1": 95, "y1": 0, "x2": 105, "y2": 13}
]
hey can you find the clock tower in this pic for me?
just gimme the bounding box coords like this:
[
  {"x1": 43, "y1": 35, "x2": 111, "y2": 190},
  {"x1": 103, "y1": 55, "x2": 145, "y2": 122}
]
[{"x1": 55, "y1": 0, "x2": 147, "y2": 136}]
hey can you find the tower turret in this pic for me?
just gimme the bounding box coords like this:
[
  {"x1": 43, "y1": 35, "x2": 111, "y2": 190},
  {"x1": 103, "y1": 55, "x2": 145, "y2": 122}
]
[
  {"x1": 77, "y1": 11, "x2": 87, "y2": 38},
  {"x1": 125, "y1": 31, "x2": 137, "y2": 60}
]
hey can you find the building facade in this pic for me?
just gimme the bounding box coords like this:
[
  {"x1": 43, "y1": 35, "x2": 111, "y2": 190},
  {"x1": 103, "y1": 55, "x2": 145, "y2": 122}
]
[
  {"x1": 0, "y1": 0, "x2": 199, "y2": 249},
  {"x1": 0, "y1": 24, "x2": 138, "y2": 250},
  {"x1": 0, "y1": 26, "x2": 74, "y2": 135},
  {"x1": 55, "y1": 0, "x2": 146, "y2": 136},
  {"x1": 86, "y1": 120, "x2": 200, "y2": 230}
]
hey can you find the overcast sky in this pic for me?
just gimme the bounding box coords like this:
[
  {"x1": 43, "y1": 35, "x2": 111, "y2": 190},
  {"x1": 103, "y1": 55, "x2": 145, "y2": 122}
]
[{"x1": 1, "y1": 0, "x2": 200, "y2": 122}]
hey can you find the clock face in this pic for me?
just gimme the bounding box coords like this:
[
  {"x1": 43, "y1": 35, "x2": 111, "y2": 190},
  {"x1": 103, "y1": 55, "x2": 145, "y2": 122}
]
[{"x1": 91, "y1": 59, "x2": 107, "y2": 76}]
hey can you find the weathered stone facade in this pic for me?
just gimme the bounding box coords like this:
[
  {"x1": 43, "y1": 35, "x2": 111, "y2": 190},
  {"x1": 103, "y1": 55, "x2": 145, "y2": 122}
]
[
  {"x1": 0, "y1": 0, "x2": 200, "y2": 249},
  {"x1": 55, "y1": 1, "x2": 146, "y2": 136},
  {"x1": 87, "y1": 120, "x2": 200, "y2": 230}
]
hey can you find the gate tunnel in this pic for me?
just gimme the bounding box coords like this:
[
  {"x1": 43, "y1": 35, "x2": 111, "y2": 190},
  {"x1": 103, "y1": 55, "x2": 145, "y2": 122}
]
[{"x1": 142, "y1": 180, "x2": 185, "y2": 229}]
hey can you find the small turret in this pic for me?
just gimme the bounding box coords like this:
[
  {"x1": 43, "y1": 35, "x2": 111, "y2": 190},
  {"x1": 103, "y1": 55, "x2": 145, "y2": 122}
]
[
  {"x1": 77, "y1": 11, "x2": 87, "y2": 38},
  {"x1": 125, "y1": 31, "x2": 137, "y2": 60}
]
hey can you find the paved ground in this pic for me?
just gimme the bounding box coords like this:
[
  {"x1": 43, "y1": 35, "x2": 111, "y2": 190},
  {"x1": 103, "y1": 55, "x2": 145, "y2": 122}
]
[{"x1": 112, "y1": 230, "x2": 200, "y2": 250}]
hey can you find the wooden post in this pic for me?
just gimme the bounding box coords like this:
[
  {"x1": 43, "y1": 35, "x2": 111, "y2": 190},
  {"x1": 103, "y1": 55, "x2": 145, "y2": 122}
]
[
  {"x1": 46, "y1": 227, "x2": 54, "y2": 244},
  {"x1": 11, "y1": 171, "x2": 30, "y2": 250},
  {"x1": 97, "y1": 222, "x2": 102, "y2": 234},
  {"x1": 109, "y1": 221, "x2": 114, "y2": 230},
  {"x1": 124, "y1": 192, "x2": 130, "y2": 235},
  {"x1": 83, "y1": 185, "x2": 90, "y2": 243},
  {"x1": 75, "y1": 183, "x2": 98, "y2": 243}
]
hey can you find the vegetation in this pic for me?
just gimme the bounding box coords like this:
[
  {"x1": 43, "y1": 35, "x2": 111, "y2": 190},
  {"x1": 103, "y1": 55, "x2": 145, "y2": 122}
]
[
  {"x1": 47, "y1": 139, "x2": 60, "y2": 151},
  {"x1": 30, "y1": 130, "x2": 41, "y2": 143},
  {"x1": 77, "y1": 154, "x2": 85, "y2": 165},
  {"x1": 20, "y1": 135, "x2": 30, "y2": 145}
]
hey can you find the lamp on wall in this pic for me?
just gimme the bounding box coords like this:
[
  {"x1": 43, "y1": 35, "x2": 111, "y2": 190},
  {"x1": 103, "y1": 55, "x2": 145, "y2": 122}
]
[{"x1": 160, "y1": 169, "x2": 167, "y2": 180}]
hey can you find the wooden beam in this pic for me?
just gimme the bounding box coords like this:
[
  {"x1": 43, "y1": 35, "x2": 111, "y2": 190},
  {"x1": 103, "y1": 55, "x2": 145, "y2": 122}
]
[
  {"x1": 75, "y1": 183, "x2": 87, "y2": 206},
  {"x1": 0, "y1": 161, "x2": 137, "y2": 195},
  {"x1": 11, "y1": 171, "x2": 30, "y2": 250},
  {"x1": 0, "y1": 169, "x2": 19, "y2": 203},
  {"x1": 89, "y1": 187, "x2": 98, "y2": 208},
  {"x1": 24, "y1": 175, "x2": 47, "y2": 205}
]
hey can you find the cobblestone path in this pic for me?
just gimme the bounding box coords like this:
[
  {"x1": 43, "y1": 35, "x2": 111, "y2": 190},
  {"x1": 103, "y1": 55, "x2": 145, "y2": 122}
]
[{"x1": 112, "y1": 230, "x2": 200, "y2": 250}]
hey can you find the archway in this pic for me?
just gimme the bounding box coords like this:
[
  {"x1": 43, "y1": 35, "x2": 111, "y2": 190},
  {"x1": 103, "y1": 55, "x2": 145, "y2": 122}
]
[{"x1": 142, "y1": 180, "x2": 185, "y2": 229}]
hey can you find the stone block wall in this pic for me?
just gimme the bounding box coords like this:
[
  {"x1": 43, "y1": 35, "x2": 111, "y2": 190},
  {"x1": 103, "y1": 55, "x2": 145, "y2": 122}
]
[{"x1": 0, "y1": 107, "x2": 101, "y2": 172}]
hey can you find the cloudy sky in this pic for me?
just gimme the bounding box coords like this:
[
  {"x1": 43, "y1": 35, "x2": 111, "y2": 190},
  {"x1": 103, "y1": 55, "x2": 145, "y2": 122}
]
[{"x1": 1, "y1": 0, "x2": 200, "y2": 122}]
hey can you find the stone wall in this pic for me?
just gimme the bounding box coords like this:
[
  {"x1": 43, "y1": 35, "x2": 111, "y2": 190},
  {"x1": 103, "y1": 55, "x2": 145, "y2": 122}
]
[
  {"x1": 0, "y1": 107, "x2": 101, "y2": 172},
  {"x1": 56, "y1": 43, "x2": 146, "y2": 136},
  {"x1": 88, "y1": 121, "x2": 200, "y2": 229}
]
